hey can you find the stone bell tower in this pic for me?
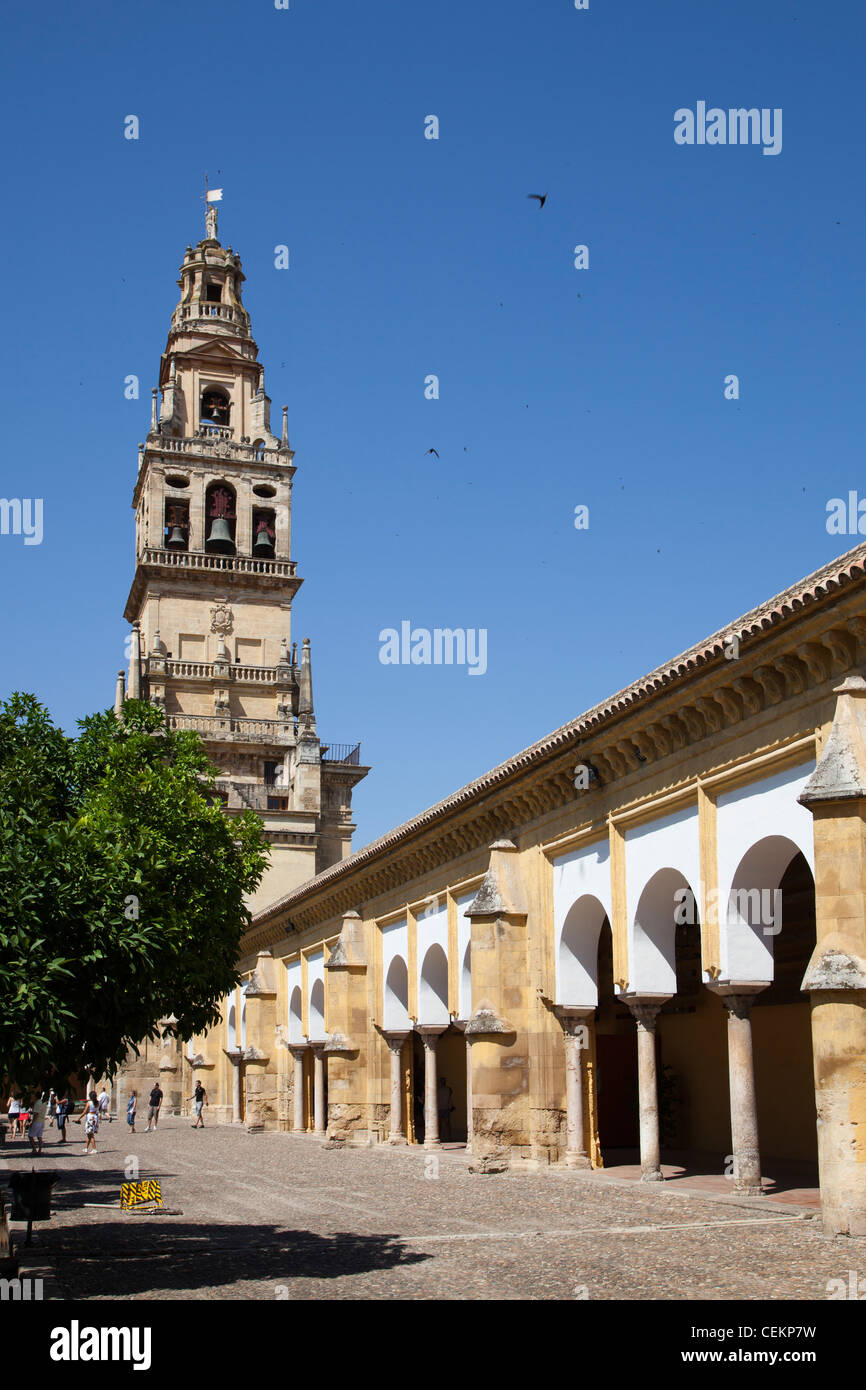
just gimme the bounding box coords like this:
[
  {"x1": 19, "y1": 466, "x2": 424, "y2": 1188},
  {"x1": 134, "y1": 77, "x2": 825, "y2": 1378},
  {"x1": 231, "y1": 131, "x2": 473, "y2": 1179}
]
[{"x1": 121, "y1": 204, "x2": 368, "y2": 913}]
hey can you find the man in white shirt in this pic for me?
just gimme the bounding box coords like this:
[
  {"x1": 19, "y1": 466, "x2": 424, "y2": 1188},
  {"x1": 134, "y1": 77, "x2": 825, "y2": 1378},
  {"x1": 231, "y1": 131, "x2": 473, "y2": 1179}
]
[{"x1": 97, "y1": 1088, "x2": 112, "y2": 1124}]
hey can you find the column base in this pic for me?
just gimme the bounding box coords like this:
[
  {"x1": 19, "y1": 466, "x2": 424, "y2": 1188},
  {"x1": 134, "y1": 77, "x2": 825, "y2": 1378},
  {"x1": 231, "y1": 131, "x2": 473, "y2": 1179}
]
[
  {"x1": 424, "y1": 1139, "x2": 442, "y2": 1151},
  {"x1": 386, "y1": 1135, "x2": 408, "y2": 1146},
  {"x1": 733, "y1": 1181, "x2": 764, "y2": 1197},
  {"x1": 565, "y1": 1151, "x2": 592, "y2": 1170},
  {"x1": 640, "y1": 1167, "x2": 665, "y2": 1183}
]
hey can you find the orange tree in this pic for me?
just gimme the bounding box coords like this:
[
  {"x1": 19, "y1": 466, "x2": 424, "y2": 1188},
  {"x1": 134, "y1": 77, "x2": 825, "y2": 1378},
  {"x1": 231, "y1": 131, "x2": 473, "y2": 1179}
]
[{"x1": 0, "y1": 693, "x2": 268, "y2": 1089}]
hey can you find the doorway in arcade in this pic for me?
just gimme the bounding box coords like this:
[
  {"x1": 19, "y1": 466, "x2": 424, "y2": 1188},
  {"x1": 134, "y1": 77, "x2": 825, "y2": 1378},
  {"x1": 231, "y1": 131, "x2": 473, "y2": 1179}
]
[{"x1": 408, "y1": 1027, "x2": 467, "y2": 1144}]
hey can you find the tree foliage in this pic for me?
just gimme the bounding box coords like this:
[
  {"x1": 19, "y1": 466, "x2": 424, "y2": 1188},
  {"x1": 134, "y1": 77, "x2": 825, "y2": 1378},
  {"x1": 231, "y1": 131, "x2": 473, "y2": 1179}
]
[{"x1": 0, "y1": 693, "x2": 268, "y2": 1088}]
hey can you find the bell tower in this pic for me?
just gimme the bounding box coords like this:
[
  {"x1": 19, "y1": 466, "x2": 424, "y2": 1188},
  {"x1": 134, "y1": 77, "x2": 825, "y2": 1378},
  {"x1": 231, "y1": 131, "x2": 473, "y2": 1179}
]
[{"x1": 122, "y1": 205, "x2": 368, "y2": 911}]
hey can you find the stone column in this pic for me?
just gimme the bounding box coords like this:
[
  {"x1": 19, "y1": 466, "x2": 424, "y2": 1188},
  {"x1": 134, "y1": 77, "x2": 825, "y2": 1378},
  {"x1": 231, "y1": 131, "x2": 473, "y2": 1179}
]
[
  {"x1": 555, "y1": 1007, "x2": 594, "y2": 1169},
  {"x1": 289, "y1": 1046, "x2": 307, "y2": 1133},
  {"x1": 798, "y1": 675, "x2": 866, "y2": 1237},
  {"x1": 384, "y1": 1032, "x2": 410, "y2": 1144},
  {"x1": 417, "y1": 1026, "x2": 447, "y2": 1149},
  {"x1": 621, "y1": 994, "x2": 671, "y2": 1182},
  {"x1": 311, "y1": 1044, "x2": 326, "y2": 1135},
  {"x1": 465, "y1": 1035, "x2": 474, "y2": 1146},
  {"x1": 709, "y1": 983, "x2": 767, "y2": 1195},
  {"x1": 229, "y1": 1052, "x2": 243, "y2": 1124}
]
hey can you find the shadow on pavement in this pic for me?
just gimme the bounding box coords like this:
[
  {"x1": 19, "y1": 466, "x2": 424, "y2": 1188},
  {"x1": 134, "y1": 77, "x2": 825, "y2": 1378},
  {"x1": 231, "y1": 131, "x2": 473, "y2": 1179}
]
[
  {"x1": 4, "y1": 1163, "x2": 429, "y2": 1297},
  {"x1": 45, "y1": 1224, "x2": 429, "y2": 1298}
]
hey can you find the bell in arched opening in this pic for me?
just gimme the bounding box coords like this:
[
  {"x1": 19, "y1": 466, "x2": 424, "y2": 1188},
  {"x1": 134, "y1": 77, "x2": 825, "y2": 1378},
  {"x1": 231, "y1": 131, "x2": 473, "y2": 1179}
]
[
  {"x1": 205, "y1": 485, "x2": 236, "y2": 555},
  {"x1": 253, "y1": 515, "x2": 275, "y2": 557},
  {"x1": 164, "y1": 504, "x2": 188, "y2": 550}
]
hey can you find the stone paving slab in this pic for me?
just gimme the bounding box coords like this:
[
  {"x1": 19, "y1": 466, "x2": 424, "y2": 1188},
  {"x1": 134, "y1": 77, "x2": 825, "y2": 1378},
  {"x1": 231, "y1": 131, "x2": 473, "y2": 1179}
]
[{"x1": 0, "y1": 1118, "x2": 858, "y2": 1301}]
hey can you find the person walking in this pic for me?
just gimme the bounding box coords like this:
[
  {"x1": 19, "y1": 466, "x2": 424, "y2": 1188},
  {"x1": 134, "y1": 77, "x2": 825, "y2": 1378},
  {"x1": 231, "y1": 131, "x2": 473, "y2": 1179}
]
[
  {"x1": 97, "y1": 1087, "x2": 112, "y2": 1125},
  {"x1": 28, "y1": 1093, "x2": 48, "y2": 1156},
  {"x1": 144, "y1": 1081, "x2": 163, "y2": 1133},
  {"x1": 55, "y1": 1092, "x2": 70, "y2": 1143},
  {"x1": 191, "y1": 1081, "x2": 207, "y2": 1128},
  {"x1": 47, "y1": 1090, "x2": 57, "y2": 1128},
  {"x1": 18, "y1": 1093, "x2": 31, "y2": 1140},
  {"x1": 126, "y1": 1091, "x2": 137, "y2": 1134},
  {"x1": 6, "y1": 1092, "x2": 21, "y2": 1139}
]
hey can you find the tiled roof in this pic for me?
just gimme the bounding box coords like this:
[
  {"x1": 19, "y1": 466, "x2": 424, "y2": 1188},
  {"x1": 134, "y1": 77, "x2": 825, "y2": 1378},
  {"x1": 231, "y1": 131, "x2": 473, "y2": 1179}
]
[{"x1": 252, "y1": 541, "x2": 866, "y2": 924}]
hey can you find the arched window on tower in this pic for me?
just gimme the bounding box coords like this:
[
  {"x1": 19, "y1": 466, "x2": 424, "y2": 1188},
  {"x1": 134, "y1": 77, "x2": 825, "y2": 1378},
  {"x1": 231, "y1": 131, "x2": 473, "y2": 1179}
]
[
  {"x1": 200, "y1": 387, "x2": 230, "y2": 429},
  {"x1": 205, "y1": 482, "x2": 237, "y2": 555}
]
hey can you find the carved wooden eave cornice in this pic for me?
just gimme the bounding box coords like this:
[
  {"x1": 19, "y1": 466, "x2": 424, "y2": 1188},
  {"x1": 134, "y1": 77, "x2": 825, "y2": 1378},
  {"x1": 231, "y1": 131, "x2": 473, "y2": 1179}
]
[{"x1": 241, "y1": 544, "x2": 866, "y2": 951}]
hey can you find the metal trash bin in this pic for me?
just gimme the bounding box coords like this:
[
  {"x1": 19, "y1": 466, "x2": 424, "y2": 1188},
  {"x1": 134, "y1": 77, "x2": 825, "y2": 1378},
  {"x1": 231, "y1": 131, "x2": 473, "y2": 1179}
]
[{"x1": 8, "y1": 1170, "x2": 58, "y2": 1245}]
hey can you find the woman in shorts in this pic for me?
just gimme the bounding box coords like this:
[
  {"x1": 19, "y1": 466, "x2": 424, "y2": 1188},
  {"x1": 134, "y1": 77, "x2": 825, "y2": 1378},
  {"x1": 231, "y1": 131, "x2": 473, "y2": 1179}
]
[
  {"x1": 6, "y1": 1092, "x2": 21, "y2": 1139},
  {"x1": 81, "y1": 1091, "x2": 100, "y2": 1154},
  {"x1": 127, "y1": 1091, "x2": 137, "y2": 1134}
]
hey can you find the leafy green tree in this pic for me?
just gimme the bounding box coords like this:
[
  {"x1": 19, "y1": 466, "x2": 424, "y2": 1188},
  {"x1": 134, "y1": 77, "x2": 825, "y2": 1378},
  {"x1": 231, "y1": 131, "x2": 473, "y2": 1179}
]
[{"x1": 0, "y1": 693, "x2": 268, "y2": 1089}]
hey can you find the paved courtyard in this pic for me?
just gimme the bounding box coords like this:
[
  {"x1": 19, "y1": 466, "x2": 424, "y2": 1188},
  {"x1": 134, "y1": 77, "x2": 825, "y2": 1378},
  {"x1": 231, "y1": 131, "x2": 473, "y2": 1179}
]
[{"x1": 0, "y1": 1118, "x2": 857, "y2": 1301}]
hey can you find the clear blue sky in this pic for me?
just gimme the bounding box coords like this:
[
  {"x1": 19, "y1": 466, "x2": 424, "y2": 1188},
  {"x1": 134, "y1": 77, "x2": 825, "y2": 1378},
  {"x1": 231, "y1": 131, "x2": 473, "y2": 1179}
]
[{"x1": 0, "y1": 1, "x2": 864, "y2": 849}]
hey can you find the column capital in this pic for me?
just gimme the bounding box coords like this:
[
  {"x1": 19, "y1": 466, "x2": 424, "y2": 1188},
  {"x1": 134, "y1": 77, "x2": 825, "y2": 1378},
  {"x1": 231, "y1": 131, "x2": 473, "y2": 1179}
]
[
  {"x1": 554, "y1": 1005, "x2": 595, "y2": 1034},
  {"x1": 223, "y1": 1048, "x2": 245, "y2": 1065},
  {"x1": 287, "y1": 1042, "x2": 309, "y2": 1059},
  {"x1": 707, "y1": 981, "x2": 768, "y2": 1019},
  {"x1": 416, "y1": 1024, "x2": 449, "y2": 1039},
  {"x1": 618, "y1": 993, "x2": 671, "y2": 1030},
  {"x1": 382, "y1": 1030, "x2": 411, "y2": 1051}
]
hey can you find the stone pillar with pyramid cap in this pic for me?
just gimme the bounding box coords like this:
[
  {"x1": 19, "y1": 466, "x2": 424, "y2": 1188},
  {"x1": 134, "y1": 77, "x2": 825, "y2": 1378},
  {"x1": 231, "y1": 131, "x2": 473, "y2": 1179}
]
[
  {"x1": 464, "y1": 839, "x2": 532, "y2": 1171},
  {"x1": 798, "y1": 675, "x2": 866, "y2": 1237},
  {"x1": 321, "y1": 910, "x2": 370, "y2": 1144},
  {"x1": 240, "y1": 950, "x2": 277, "y2": 1132}
]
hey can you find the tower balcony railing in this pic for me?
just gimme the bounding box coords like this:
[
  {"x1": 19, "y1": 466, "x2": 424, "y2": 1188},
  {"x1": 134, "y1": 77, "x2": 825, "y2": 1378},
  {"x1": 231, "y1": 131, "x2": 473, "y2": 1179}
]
[
  {"x1": 173, "y1": 303, "x2": 247, "y2": 326},
  {"x1": 167, "y1": 713, "x2": 294, "y2": 742},
  {"x1": 147, "y1": 435, "x2": 286, "y2": 466},
  {"x1": 137, "y1": 547, "x2": 297, "y2": 578},
  {"x1": 162, "y1": 659, "x2": 292, "y2": 684}
]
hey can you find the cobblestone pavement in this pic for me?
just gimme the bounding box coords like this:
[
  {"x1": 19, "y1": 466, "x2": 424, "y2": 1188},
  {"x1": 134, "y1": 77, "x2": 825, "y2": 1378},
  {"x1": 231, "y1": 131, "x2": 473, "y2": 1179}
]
[{"x1": 0, "y1": 1118, "x2": 858, "y2": 1301}]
